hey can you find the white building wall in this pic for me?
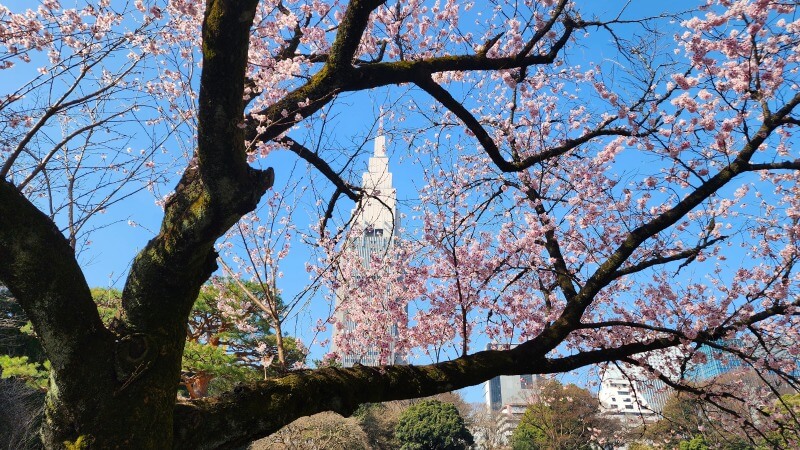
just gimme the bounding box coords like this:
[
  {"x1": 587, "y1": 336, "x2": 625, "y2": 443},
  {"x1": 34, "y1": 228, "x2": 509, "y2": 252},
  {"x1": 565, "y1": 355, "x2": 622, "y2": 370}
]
[{"x1": 598, "y1": 365, "x2": 659, "y2": 426}]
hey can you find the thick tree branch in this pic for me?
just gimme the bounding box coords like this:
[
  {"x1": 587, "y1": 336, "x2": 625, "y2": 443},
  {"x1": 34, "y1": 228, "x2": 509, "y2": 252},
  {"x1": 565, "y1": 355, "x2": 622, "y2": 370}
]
[
  {"x1": 562, "y1": 91, "x2": 800, "y2": 317},
  {"x1": 275, "y1": 2, "x2": 312, "y2": 61},
  {"x1": 744, "y1": 160, "x2": 800, "y2": 171},
  {"x1": 244, "y1": 0, "x2": 389, "y2": 145},
  {"x1": 320, "y1": 187, "x2": 345, "y2": 232},
  {"x1": 173, "y1": 333, "x2": 683, "y2": 449},
  {"x1": 341, "y1": 14, "x2": 576, "y2": 94},
  {"x1": 520, "y1": 185, "x2": 579, "y2": 301},
  {"x1": 86, "y1": 3, "x2": 280, "y2": 442},
  {"x1": 327, "y1": 0, "x2": 387, "y2": 69},
  {"x1": 507, "y1": 91, "x2": 800, "y2": 360},
  {"x1": 84, "y1": 13, "x2": 274, "y2": 443},
  {"x1": 516, "y1": 0, "x2": 571, "y2": 61},
  {"x1": 122, "y1": 0, "x2": 272, "y2": 333},
  {"x1": 244, "y1": 7, "x2": 597, "y2": 191},
  {"x1": 0, "y1": 180, "x2": 111, "y2": 371},
  {"x1": 415, "y1": 74, "x2": 631, "y2": 172},
  {"x1": 245, "y1": 6, "x2": 579, "y2": 150},
  {"x1": 0, "y1": 179, "x2": 117, "y2": 436}
]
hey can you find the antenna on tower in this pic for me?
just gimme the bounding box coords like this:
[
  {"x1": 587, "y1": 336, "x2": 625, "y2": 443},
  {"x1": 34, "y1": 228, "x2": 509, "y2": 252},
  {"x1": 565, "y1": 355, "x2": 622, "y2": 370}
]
[{"x1": 378, "y1": 106, "x2": 385, "y2": 135}]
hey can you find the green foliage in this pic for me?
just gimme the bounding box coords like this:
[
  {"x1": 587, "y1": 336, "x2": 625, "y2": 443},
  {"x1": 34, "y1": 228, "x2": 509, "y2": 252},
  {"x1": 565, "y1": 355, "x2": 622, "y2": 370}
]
[
  {"x1": 182, "y1": 279, "x2": 306, "y2": 397},
  {"x1": 780, "y1": 393, "x2": 800, "y2": 407},
  {"x1": 0, "y1": 287, "x2": 48, "y2": 393},
  {"x1": 0, "y1": 288, "x2": 45, "y2": 363},
  {"x1": 89, "y1": 287, "x2": 123, "y2": 326},
  {"x1": 0, "y1": 354, "x2": 50, "y2": 390},
  {"x1": 394, "y1": 399, "x2": 473, "y2": 450},
  {"x1": 680, "y1": 435, "x2": 710, "y2": 450},
  {"x1": 90, "y1": 284, "x2": 308, "y2": 397},
  {"x1": 511, "y1": 421, "x2": 547, "y2": 450},
  {"x1": 182, "y1": 340, "x2": 245, "y2": 376},
  {"x1": 756, "y1": 393, "x2": 800, "y2": 449},
  {"x1": 181, "y1": 340, "x2": 261, "y2": 395},
  {"x1": 1, "y1": 283, "x2": 308, "y2": 399},
  {"x1": 511, "y1": 380, "x2": 603, "y2": 450}
]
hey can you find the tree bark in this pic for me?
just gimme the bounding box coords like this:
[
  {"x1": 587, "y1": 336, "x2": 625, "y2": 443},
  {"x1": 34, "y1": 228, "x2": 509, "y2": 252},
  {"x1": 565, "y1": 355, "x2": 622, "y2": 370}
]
[{"x1": 1, "y1": 0, "x2": 270, "y2": 447}]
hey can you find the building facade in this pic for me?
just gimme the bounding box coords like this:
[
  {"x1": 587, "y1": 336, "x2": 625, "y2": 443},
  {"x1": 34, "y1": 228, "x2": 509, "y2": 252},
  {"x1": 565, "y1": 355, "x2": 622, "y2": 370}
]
[
  {"x1": 483, "y1": 344, "x2": 541, "y2": 412},
  {"x1": 687, "y1": 341, "x2": 745, "y2": 380},
  {"x1": 598, "y1": 365, "x2": 662, "y2": 426},
  {"x1": 484, "y1": 373, "x2": 538, "y2": 412},
  {"x1": 331, "y1": 135, "x2": 404, "y2": 367},
  {"x1": 598, "y1": 341, "x2": 749, "y2": 426},
  {"x1": 480, "y1": 344, "x2": 542, "y2": 447}
]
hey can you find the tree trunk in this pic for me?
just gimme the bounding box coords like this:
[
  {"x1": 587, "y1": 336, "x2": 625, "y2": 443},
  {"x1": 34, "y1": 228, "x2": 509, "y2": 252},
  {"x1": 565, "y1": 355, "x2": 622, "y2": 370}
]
[{"x1": 38, "y1": 328, "x2": 186, "y2": 448}]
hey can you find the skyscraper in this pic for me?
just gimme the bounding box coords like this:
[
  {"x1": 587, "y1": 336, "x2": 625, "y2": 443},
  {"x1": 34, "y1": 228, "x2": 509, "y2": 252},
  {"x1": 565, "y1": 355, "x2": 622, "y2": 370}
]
[
  {"x1": 686, "y1": 340, "x2": 745, "y2": 380},
  {"x1": 331, "y1": 134, "x2": 404, "y2": 367},
  {"x1": 483, "y1": 344, "x2": 540, "y2": 412}
]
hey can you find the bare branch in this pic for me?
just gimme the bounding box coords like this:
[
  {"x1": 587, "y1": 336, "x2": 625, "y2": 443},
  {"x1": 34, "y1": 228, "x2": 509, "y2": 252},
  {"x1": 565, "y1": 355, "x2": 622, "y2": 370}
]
[
  {"x1": 612, "y1": 236, "x2": 728, "y2": 279},
  {"x1": 275, "y1": 136, "x2": 360, "y2": 201}
]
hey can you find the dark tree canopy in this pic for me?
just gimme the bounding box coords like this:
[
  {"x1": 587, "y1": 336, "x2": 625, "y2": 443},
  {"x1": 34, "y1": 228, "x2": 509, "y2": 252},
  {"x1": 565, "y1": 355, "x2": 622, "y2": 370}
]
[{"x1": 394, "y1": 399, "x2": 473, "y2": 450}]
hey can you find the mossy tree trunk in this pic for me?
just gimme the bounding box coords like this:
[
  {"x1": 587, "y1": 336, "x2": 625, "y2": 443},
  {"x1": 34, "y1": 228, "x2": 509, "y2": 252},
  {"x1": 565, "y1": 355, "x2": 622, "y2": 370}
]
[{"x1": 1, "y1": 0, "x2": 270, "y2": 447}]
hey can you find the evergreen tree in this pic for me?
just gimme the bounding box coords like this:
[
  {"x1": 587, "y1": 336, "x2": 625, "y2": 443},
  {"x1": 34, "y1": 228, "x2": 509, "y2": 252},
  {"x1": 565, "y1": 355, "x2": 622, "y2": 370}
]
[{"x1": 394, "y1": 400, "x2": 473, "y2": 450}]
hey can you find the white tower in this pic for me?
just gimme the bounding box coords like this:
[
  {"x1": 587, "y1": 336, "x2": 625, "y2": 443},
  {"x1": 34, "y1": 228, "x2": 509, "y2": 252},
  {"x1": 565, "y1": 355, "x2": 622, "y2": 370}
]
[
  {"x1": 350, "y1": 134, "x2": 399, "y2": 243},
  {"x1": 332, "y1": 134, "x2": 404, "y2": 367}
]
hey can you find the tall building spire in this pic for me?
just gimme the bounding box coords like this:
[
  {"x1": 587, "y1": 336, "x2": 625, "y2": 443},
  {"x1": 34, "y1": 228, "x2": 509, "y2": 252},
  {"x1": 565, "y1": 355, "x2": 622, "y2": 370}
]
[
  {"x1": 374, "y1": 134, "x2": 386, "y2": 158},
  {"x1": 351, "y1": 133, "x2": 397, "y2": 236}
]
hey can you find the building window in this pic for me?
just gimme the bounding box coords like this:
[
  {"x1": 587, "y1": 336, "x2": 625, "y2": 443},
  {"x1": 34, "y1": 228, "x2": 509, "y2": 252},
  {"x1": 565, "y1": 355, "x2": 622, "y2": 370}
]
[
  {"x1": 520, "y1": 374, "x2": 534, "y2": 389},
  {"x1": 365, "y1": 227, "x2": 384, "y2": 237}
]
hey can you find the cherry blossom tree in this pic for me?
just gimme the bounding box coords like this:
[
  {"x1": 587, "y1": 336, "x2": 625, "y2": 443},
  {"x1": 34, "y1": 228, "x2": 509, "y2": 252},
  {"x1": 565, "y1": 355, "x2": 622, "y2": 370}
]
[
  {"x1": 215, "y1": 179, "x2": 311, "y2": 371},
  {"x1": 0, "y1": 0, "x2": 799, "y2": 449},
  {"x1": 181, "y1": 279, "x2": 306, "y2": 398}
]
